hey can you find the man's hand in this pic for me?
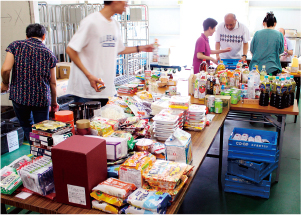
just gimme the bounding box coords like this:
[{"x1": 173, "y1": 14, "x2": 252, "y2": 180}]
[
  {"x1": 140, "y1": 44, "x2": 154, "y2": 52},
  {"x1": 87, "y1": 75, "x2": 105, "y2": 92},
  {"x1": 1, "y1": 82, "x2": 9, "y2": 93},
  {"x1": 223, "y1": 47, "x2": 232, "y2": 52},
  {"x1": 241, "y1": 56, "x2": 247, "y2": 62},
  {"x1": 50, "y1": 103, "x2": 60, "y2": 113},
  {"x1": 216, "y1": 55, "x2": 221, "y2": 62},
  {"x1": 211, "y1": 58, "x2": 218, "y2": 65}
]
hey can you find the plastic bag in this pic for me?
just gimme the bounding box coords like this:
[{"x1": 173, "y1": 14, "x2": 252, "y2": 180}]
[
  {"x1": 100, "y1": 104, "x2": 126, "y2": 121},
  {"x1": 90, "y1": 190, "x2": 125, "y2": 207},
  {"x1": 92, "y1": 200, "x2": 124, "y2": 214},
  {"x1": 121, "y1": 205, "x2": 161, "y2": 214},
  {"x1": 0, "y1": 166, "x2": 23, "y2": 195}
]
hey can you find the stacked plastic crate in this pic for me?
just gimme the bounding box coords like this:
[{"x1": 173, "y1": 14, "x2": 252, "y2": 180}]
[{"x1": 225, "y1": 128, "x2": 279, "y2": 199}]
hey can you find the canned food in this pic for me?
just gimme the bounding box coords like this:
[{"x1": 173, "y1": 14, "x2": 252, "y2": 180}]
[
  {"x1": 208, "y1": 95, "x2": 215, "y2": 113},
  {"x1": 215, "y1": 98, "x2": 223, "y2": 114},
  {"x1": 231, "y1": 91, "x2": 238, "y2": 104}
]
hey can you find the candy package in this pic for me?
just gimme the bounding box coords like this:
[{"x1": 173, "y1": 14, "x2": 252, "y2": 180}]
[
  {"x1": 126, "y1": 188, "x2": 171, "y2": 213},
  {"x1": 92, "y1": 200, "x2": 124, "y2": 214},
  {"x1": 92, "y1": 178, "x2": 136, "y2": 199},
  {"x1": 0, "y1": 166, "x2": 23, "y2": 195},
  {"x1": 90, "y1": 190, "x2": 126, "y2": 207}
]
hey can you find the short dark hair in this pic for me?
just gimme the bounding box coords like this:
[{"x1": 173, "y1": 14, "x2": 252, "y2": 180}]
[
  {"x1": 203, "y1": 18, "x2": 218, "y2": 31},
  {"x1": 104, "y1": 1, "x2": 113, "y2": 5},
  {"x1": 263, "y1": 12, "x2": 277, "y2": 27},
  {"x1": 26, "y1": 23, "x2": 46, "y2": 38}
]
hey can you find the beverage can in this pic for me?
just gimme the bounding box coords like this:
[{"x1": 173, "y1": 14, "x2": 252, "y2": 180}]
[
  {"x1": 208, "y1": 95, "x2": 215, "y2": 113},
  {"x1": 231, "y1": 91, "x2": 238, "y2": 104},
  {"x1": 215, "y1": 98, "x2": 223, "y2": 114},
  {"x1": 97, "y1": 78, "x2": 106, "y2": 91}
]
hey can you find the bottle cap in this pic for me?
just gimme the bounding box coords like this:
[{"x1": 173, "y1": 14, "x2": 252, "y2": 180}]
[
  {"x1": 276, "y1": 76, "x2": 279, "y2": 79},
  {"x1": 253, "y1": 67, "x2": 256, "y2": 70},
  {"x1": 281, "y1": 78, "x2": 285, "y2": 81},
  {"x1": 265, "y1": 75, "x2": 268, "y2": 78},
  {"x1": 76, "y1": 119, "x2": 90, "y2": 129},
  {"x1": 55, "y1": 110, "x2": 74, "y2": 122},
  {"x1": 291, "y1": 75, "x2": 294, "y2": 78},
  {"x1": 242, "y1": 85, "x2": 245, "y2": 89},
  {"x1": 221, "y1": 85, "x2": 225, "y2": 89},
  {"x1": 245, "y1": 66, "x2": 249, "y2": 69},
  {"x1": 286, "y1": 77, "x2": 290, "y2": 80}
]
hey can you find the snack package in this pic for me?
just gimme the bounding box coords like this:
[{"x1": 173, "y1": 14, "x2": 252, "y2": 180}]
[
  {"x1": 143, "y1": 160, "x2": 189, "y2": 190},
  {"x1": 108, "y1": 97, "x2": 133, "y2": 114},
  {"x1": 126, "y1": 188, "x2": 171, "y2": 213},
  {"x1": 107, "y1": 165, "x2": 120, "y2": 178},
  {"x1": 123, "y1": 119, "x2": 149, "y2": 132},
  {"x1": 110, "y1": 131, "x2": 135, "y2": 150},
  {"x1": 90, "y1": 121, "x2": 114, "y2": 137},
  {"x1": 120, "y1": 116, "x2": 141, "y2": 127},
  {"x1": 92, "y1": 178, "x2": 136, "y2": 199},
  {"x1": 7, "y1": 155, "x2": 34, "y2": 172},
  {"x1": 92, "y1": 200, "x2": 123, "y2": 214},
  {"x1": 90, "y1": 190, "x2": 125, "y2": 207},
  {"x1": 92, "y1": 117, "x2": 119, "y2": 130},
  {"x1": 136, "y1": 91, "x2": 153, "y2": 101},
  {"x1": 0, "y1": 166, "x2": 23, "y2": 195},
  {"x1": 119, "y1": 152, "x2": 156, "y2": 188},
  {"x1": 123, "y1": 96, "x2": 151, "y2": 119},
  {"x1": 121, "y1": 205, "x2": 162, "y2": 214}
]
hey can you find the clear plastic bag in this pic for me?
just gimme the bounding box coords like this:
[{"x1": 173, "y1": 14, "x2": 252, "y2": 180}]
[{"x1": 100, "y1": 104, "x2": 126, "y2": 121}]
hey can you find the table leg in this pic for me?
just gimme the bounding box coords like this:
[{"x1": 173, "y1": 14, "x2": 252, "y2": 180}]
[
  {"x1": 276, "y1": 115, "x2": 286, "y2": 182},
  {"x1": 218, "y1": 123, "x2": 224, "y2": 190},
  {"x1": 294, "y1": 76, "x2": 300, "y2": 123},
  {"x1": 1, "y1": 203, "x2": 7, "y2": 214}
]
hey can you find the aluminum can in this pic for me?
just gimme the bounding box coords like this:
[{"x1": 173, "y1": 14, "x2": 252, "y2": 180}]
[
  {"x1": 208, "y1": 95, "x2": 215, "y2": 113},
  {"x1": 215, "y1": 98, "x2": 223, "y2": 114}
]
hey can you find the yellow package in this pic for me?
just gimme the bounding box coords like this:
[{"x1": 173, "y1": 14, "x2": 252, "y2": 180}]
[
  {"x1": 119, "y1": 151, "x2": 156, "y2": 188},
  {"x1": 136, "y1": 91, "x2": 153, "y2": 100},
  {"x1": 90, "y1": 121, "x2": 114, "y2": 137},
  {"x1": 169, "y1": 105, "x2": 189, "y2": 110},
  {"x1": 90, "y1": 191, "x2": 125, "y2": 207},
  {"x1": 92, "y1": 200, "x2": 121, "y2": 214}
]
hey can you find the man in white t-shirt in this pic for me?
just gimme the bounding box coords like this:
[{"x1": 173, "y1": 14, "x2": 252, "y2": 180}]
[
  {"x1": 215, "y1": 13, "x2": 250, "y2": 62},
  {"x1": 66, "y1": 1, "x2": 154, "y2": 105}
]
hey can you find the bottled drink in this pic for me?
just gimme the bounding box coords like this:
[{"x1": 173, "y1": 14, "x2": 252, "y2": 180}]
[
  {"x1": 216, "y1": 60, "x2": 225, "y2": 73},
  {"x1": 250, "y1": 67, "x2": 260, "y2": 87},
  {"x1": 242, "y1": 60, "x2": 248, "y2": 69},
  {"x1": 199, "y1": 59, "x2": 207, "y2": 72},
  {"x1": 228, "y1": 71, "x2": 235, "y2": 87},
  {"x1": 152, "y1": 38, "x2": 159, "y2": 62},
  {"x1": 213, "y1": 78, "x2": 221, "y2": 95},
  {"x1": 270, "y1": 76, "x2": 279, "y2": 107},
  {"x1": 220, "y1": 84, "x2": 226, "y2": 95},
  {"x1": 290, "y1": 75, "x2": 296, "y2": 106},
  {"x1": 260, "y1": 65, "x2": 267, "y2": 81},
  {"x1": 206, "y1": 75, "x2": 212, "y2": 95},
  {"x1": 194, "y1": 74, "x2": 200, "y2": 98},
  {"x1": 247, "y1": 76, "x2": 255, "y2": 99},
  {"x1": 259, "y1": 75, "x2": 270, "y2": 106},
  {"x1": 198, "y1": 78, "x2": 207, "y2": 101},
  {"x1": 242, "y1": 66, "x2": 249, "y2": 83},
  {"x1": 241, "y1": 85, "x2": 247, "y2": 102},
  {"x1": 208, "y1": 63, "x2": 215, "y2": 76},
  {"x1": 285, "y1": 77, "x2": 291, "y2": 107},
  {"x1": 275, "y1": 77, "x2": 287, "y2": 109},
  {"x1": 237, "y1": 60, "x2": 243, "y2": 68},
  {"x1": 234, "y1": 73, "x2": 240, "y2": 88},
  {"x1": 291, "y1": 55, "x2": 299, "y2": 73},
  {"x1": 234, "y1": 66, "x2": 241, "y2": 81}
]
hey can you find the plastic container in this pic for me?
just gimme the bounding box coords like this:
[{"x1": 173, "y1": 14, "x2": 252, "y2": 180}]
[
  {"x1": 85, "y1": 101, "x2": 101, "y2": 119},
  {"x1": 76, "y1": 119, "x2": 91, "y2": 135},
  {"x1": 69, "y1": 102, "x2": 84, "y2": 123},
  {"x1": 291, "y1": 55, "x2": 298, "y2": 73},
  {"x1": 221, "y1": 59, "x2": 240, "y2": 70},
  {"x1": 55, "y1": 111, "x2": 75, "y2": 134}
]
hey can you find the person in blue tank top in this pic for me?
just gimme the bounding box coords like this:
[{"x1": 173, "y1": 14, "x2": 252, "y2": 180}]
[{"x1": 249, "y1": 12, "x2": 284, "y2": 75}]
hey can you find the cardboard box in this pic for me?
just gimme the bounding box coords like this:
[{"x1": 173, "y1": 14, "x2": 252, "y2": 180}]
[
  {"x1": 205, "y1": 95, "x2": 231, "y2": 109},
  {"x1": 56, "y1": 62, "x2": 72, "y2": 79},
  {"x1": 56, "y1": 79, "x2": 69, "y2": 97},
  {"x1": 158, "y1": 47, "x2": 177, "y2": 66},
  {"x1": 51, "y1": 135, "x2": 107, "y2": 209}
]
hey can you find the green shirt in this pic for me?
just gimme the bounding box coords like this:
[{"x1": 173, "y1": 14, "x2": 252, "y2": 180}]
[{"x1": 250, "y1": 29, "x2": 284, "y2": 74}]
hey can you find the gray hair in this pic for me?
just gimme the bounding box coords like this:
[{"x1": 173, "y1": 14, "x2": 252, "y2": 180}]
[{"x1": 225, "y1": 13, "x2": 236, "y2": 20}]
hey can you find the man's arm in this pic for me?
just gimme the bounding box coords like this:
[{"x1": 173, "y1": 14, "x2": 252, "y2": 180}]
[
  {"x1": 118, "y1": 45, "x2": 154, "y2": 55},
  {"x1": 215, "y1": 42, "x2": 221, "y2": 62},
  {"x1": 242, "y1": 42, "x2": 249, "y2": 61},
  {"x1": 1, "y1": 52, "x2": 14, "y2": 93},
  {"x1": 49, "y1": 67, "x2": 59, "y2": 111},
  {"x1": 197, "y1": 52, "x2": 218, "y2": 65},
  {"x1": 66, "y1": 46, "x2": 104, "y2": 92},
  {"x1": 210, "y1": 47, "x2": 232, "y2": 54}
]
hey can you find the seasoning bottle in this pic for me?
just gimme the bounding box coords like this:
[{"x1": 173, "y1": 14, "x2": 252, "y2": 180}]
[{"x1": 76, "y1": 119, "x2": 91, "y2": 135}]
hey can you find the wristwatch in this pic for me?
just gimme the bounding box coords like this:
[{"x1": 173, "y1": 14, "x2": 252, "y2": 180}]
[{"x1": 242, "y1": 54, "x2": 247, "y2": 58}]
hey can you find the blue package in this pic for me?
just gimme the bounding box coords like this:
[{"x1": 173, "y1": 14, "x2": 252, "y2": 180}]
[
  {"x1": 121, "y1": 205, "x2": 166, "y2": 214},
  {"x1": 126, "y1": 188, "x2": 171, "y2": 213},
  {"x1": 107, "y1": 165, "x2": 120, "y2": 178}
]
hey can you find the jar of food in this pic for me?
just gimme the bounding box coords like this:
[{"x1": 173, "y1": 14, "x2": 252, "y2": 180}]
[
  {"x1": 85, "y1": 101, "x2": 101, "y2": 119},
  {"x1": 76, "y1": 119, "x2": 91, "y2": 135},
  {"x1": 55, "y1": 110, "x2": 75, "y2": 134},
  {"x1": 69, "y1": 102, "x2": 84, "y2": 123}
]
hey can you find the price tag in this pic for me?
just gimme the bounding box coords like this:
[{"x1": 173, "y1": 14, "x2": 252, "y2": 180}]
[{"x1": 7, "y1": 130, "x2": 19, "y2": 152}]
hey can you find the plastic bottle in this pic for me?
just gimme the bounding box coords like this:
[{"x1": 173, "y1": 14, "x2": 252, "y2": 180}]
[
  {"x1": 270, "y1": 76, "x2": 279, "y2": 107},
  {"x1": 259, "y1": 75, "x2": 270, "y2": 106},
  {"x1": 206, "y1": 75, "x2": 212, "y2": 95},
  {"x1": 234, "y1": 73, "x2": 240, "y2": 88},
  {"x1": 234, "y1": 65, "x2": 241, "y2": 81},
  {"x1": 260, "y1": 65, "x2": 267, "y2": 81},
  {"x1": 152, "y1": 39, "x2": 159, "y2": 62},
  {"x1": 237, "y1": 60, "x2": 243, "y2": 68},
  {"x1": 241, "y1": 85, "x2": 247, "y2": 102},
  {"x1": 290, "y1": 75, "x2": 296, "y2": 106},
  {"x1": 251, "y1": 67, "x2": 260, "y2": 87},
  {"x1": 275, "y1": 77, "x2": 286, "y2": 109},
  {"x1": 242, "y1": 60, "x2": 248, "y2": 69},
  {"x1": 285, "y1": 77, "x2": 292, "y2": 107},
  {"x1": 208, "y1": 63, "x2": 215, "y2": 76},
  {"x1": 247, "y1": 76, "x2": 255, "y2": 99},
  {"x1": 194, "y1": 74, "x2": 199, "y2": 98},
  {"x1": 291, "y1": 55, "x2": 299, "y2": 73},
  {"x1": 200, "y1": 59, "x2": 207, "y2": 72},
  {"x1": 220, "y1": 84, "x2": 226, "y2": 95},
  {"x1": 241, "y1": 66, "x2": 249, "y2": 83},
  {"x1": 198, "y1": 78, "x2": 207, "y2": 101},
  {"x1": 216, "y1": 60, "x2": 226, "y2": 73},
  {"x1": 213, "y1": 78, "x2": 221, "y2": 95}
]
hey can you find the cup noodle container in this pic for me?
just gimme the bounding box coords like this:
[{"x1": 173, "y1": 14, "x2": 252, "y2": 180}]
[{"x1": 55, "y1": 110, "x2": 75, "y2": 134}]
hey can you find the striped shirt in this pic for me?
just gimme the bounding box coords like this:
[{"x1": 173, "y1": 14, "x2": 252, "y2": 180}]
[{"x1": 6, "y1": 38, "x2": 57, "y2": 107}]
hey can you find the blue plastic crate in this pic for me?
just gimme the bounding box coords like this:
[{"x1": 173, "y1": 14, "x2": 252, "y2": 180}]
[
  {"x1": 227, "y1": 152, "x2": 279, "y2": 183},
  {"x1": 224, "y1": 173, "x2": 272, "y2": 199},
  {"x1": 221, "y1": 59, "x2": 240, "y2": 70},
  {"x1": 228, "y1": 150, "x2": 279, "y2": 163}
]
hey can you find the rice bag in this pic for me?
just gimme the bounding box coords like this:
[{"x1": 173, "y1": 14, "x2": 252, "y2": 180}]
[
  {"x1": 126, "y1": 188, "x2": 171, "y2": 213},
  {"x1": 92, "y1": 200, "x2": 124, "y2": 214},
  {"x1": 107, "y1": 165, "x2": 120, "y2": 178},
  {"x1": 0, "y1": 166, "x2": 23, "y2": 195},
  {"x1": 121, "y1": 205, "x2": 162, "y2": 214},
  {"x1": 92, "y1": 178, "x2": 136, "y2": 199},
  {"x1": 90, "y1": 190, "x2": 125, "y2": 207}
]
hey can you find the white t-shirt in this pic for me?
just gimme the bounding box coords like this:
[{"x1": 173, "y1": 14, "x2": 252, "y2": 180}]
[
  {"x1": 67, "y1": 12, "x2": 125, "y2": 98},
  {"x1": 215, "y1": 21, "x2": 250, "y2": 59}
]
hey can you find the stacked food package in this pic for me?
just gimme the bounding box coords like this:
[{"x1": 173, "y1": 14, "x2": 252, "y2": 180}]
[
  {"x1": 184, "y1": 104, "x2": 207, "y2": 131},
  {"x1": 117, "y1": 84, "x2": 139, "y2": 94},
  {"x1": 151, "y1": 97, "x2": 171, "y2": 115}
]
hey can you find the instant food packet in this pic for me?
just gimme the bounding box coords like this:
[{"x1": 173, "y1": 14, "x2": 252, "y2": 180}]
[
  {"x1": 121, "y1": 205, "x2": 162, "y2": 214},
  {"x1": 92, "y1": 178, "x2": 136, "y2": 199},
  {"x1": 90, "y1": 190, "x2": 126, "y2": 207},
  {"x1": 119, "y1": 151, "x2": 156, "y2": 188},
  {"x1": 126, "y1": 188, "x2": 171, "y2": 213},
  {"x1": 91, "y1": 117, "x2": 119, "y2": 130},
  {"x1": 0, "y1": 166, "x2": 23, "y2": 195},
  {"x1": 92, "y1": 200, "x2": 125, "y2": 214},
  {"x1": 8, "y1": 154, "x2": 34, "y2": 172},
  {"x1": 110, "y1": 131, "x2": 135, "y2": 150}
]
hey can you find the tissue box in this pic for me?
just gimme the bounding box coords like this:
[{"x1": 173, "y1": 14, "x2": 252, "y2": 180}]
[{"x1": 165, "y1": 128, "x2": 193, "y2": 164}]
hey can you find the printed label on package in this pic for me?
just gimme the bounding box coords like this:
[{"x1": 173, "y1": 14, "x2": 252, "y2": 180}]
[
  {"x1": 7, "y1": 131, "x2": 19, "y2": 152},
  {"x1": 67, "y1": 184, "x2": 86, "y2": 206}
]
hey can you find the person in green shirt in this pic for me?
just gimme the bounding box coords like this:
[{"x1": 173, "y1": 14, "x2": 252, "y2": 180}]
[{"x1": 249, "y1": 12, "x2": 284, "y2": 75}]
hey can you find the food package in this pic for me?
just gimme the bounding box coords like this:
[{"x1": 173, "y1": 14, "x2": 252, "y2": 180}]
[
  {"x1": 150, "y1": 142, "x2": 166, "y2": 155},
  {"x1": 165, "y1": 128, "x2": 193, "y2": 164},
  {"x1": 31, "y1": 120, "x2": 71, "y2": 137},
  {"x1": 123, "y1": 96, "x2": 151, "y2": 119},
  {"x1": 107, "y1": 165, "x2": 120, "y2": 178},
  {"x1": 120, "y1": 116, "x2": 141, "y2": 127},
  {"x1": 0, "y1": 166, "x2": 23, "y2": 195},
  {"x1": 92, "y1": 178, "x2": 136, "y2": 199},
  {"x1": 123, "y1": 119, "x2": 149, "y2": 133},
  {"x1": 151, "y1": 97, "x2": 171, "y2": 115},
  {"x1": 121, "y1": 205, "x2": 161, "y2": 214},
  {"x1": 110, "y1": 131, "x2": 135, "y2": 150},
  {"x1": 90, "y1": 121, "x2": 114, "y2": 137},
  {"x1": 143, "y1": 160, "x2": 189, "y2": 190},
  {"x1": 90, "y1": 190, "x2": 125, "y2": 207},
  {"x1": 119, "y1": 151, "x2": 156, "y2": 188},
  {"x1": 7, "y1": 154, "x2": 33, "y2": 172},
  {"x1": 135, "y1": 124, "x2": 151, "y2": 137},
  {"x1": 126, "y1": 188, "x2": 171, "y2": 213},
  {"x1": 100, "y1": 104, "x2": 126, "y2": 121},
  {"x1": 135, "y1": 139, "x2": 155, "y2": 152},
  {"x1": 108, "y1": 96, "x2": 132, "y2": 114},
  {"x1": 136, "y1": 91, "x2": 153, "y2": 101},
  {"x1": 169, "y1": 96, "x2": 190, "y2": 110},
  {"x1": 142, "y1": 175, "x2": 188, "y2": 202},
  {"x1": 92, "y1": 200, "x2": 124, "y2": 214},
  {"x1": 91, "y1": 117, "x2": 119, "y2": 130}
]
